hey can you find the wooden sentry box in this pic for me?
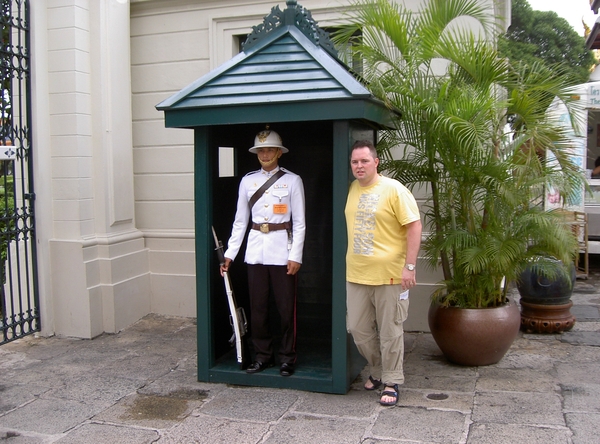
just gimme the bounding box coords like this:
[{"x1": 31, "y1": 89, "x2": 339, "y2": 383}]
[{"x1": 156, "y1": 1, "x2": 396, "y2": 394}]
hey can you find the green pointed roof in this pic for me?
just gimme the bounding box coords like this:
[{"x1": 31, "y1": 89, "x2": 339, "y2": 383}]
[{"x1": 156, "y1": 1, "x2": 396, "y2": 128}]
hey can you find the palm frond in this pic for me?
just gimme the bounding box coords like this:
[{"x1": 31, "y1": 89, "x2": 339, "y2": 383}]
[{"x1": 334, "y1": 0, "x2": 585, "y2": 308}]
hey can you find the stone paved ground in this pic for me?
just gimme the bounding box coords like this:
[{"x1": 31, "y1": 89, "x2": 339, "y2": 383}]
[{"x1": 0, "y1": 264, "x2": 599, "y2": 443}]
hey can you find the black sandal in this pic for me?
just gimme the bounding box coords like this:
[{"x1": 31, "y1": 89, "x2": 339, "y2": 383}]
[
  {"x1": 379, "y1": 384, "x2": 399, "y2": 406},
  {"x1": 365, "y1": 375, "x2": 383, "y2": 391}
]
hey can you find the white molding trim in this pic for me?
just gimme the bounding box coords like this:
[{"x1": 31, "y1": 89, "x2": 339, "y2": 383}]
[{"x1": 141, "y1": 228, "x2": 196, "y2": 239}]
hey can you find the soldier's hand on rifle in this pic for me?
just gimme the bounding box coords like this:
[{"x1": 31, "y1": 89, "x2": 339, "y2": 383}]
[
  {"x1": 220, "y1": 258, "x2": 232, "y2": 276},
  {"x1": 287, "y1": 260, "x2": 301, "y2": 276}
]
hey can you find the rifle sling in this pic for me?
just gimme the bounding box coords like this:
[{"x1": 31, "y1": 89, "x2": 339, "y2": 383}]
[{"x1": 248, "y1": 169, "x2": 286, "y2": 209}]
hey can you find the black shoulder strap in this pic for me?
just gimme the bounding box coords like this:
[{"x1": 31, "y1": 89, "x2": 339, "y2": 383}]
[{"x1": 248, "y1": 169, "x2": 286, "y2": 209}]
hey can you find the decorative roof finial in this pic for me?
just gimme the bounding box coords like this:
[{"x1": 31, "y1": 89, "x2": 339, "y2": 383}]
[{"x1": 242, "y1": 1, "x2": 338, "y2": 59}]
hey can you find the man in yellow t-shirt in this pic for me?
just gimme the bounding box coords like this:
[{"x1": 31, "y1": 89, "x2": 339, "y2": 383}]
[{"x1": 345, "y1": 140, "x2": 422, "y2": 406}]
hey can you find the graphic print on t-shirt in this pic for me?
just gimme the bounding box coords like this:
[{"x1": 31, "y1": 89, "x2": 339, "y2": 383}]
[{"x1": 352, "y1": 193, "x2": 379, "y2": 255}]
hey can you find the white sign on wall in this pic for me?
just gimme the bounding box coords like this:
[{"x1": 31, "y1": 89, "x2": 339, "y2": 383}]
[{"x1": 0, "y1": 145, "x2": 16, "y2": 160}]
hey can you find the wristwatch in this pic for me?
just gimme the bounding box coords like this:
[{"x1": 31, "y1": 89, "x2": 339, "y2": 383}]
[{"x1": 405, "y1": 263, "x2": 415, "y2": 271}]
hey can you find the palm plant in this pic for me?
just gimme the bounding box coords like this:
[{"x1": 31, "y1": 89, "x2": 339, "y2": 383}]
[{"x1": 334, "y1": 0, "x2": 585, "y2": 308}]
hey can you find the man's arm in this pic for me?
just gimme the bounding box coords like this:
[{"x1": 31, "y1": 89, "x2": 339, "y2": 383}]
[
  {"x1": 401, "y1": 219, "x2": 422, "y2": 290},
  {"x1": 404, "y1": 219, "x2": 422, "y2": 266}
]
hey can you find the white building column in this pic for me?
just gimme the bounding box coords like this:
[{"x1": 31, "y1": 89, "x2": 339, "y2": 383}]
[{"x1": 34, "y1": 0, "x2": 149, "y2": 338}]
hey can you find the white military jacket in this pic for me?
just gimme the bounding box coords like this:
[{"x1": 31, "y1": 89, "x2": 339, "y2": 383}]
[{"x1": 225, "y1": 166, "x2": 306, "y2": 266}]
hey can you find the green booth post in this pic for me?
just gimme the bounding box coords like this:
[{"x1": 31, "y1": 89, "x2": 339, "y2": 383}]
[{"x1": 156, "y1": 0, "x2": 397, "y2": 394}]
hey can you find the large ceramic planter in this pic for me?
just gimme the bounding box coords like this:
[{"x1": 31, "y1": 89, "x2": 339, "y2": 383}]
[{"x1": 427, "y1": 300, "x2": 521, "y2": 366}]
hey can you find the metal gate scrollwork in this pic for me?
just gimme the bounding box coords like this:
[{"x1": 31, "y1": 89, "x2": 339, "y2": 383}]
[{"x1": 1, "y1": 0, "x2": 39, "y2": 345}]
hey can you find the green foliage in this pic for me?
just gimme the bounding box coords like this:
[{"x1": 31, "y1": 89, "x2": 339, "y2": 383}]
[
  {"x1": 0, "y1": 167, "x2": 15, "y2": 292},
  {"x1": 0, "y1": 171, "x2": 14, "y2": 266},
  {"x1": 498, "y1": 0, "x2": 596, "y2": 85},
  {"x1": 334, "y1": 0, "x2": 584, "y2": 308}
]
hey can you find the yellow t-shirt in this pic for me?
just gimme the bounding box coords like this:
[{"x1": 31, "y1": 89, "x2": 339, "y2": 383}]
[{"x1": 345, "y1": 176, "x2": 420, "y2": 285}]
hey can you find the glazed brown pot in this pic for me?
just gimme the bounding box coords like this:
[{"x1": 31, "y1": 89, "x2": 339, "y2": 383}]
[{"x1": 428, "y1": 300, "x2": 521, "y2": 366}]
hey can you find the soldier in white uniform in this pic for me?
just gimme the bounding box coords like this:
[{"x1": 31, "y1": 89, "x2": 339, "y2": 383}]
[{"x1": 220, "y1": 127, "x2": 306, "y2": 377}]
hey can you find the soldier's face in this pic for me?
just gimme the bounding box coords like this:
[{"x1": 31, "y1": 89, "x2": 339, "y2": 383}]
[
  {"x1": 257, "y1": 147, "x2": 280, "y2": 159},
  {"x1": 256, "y1": 147, "x2": 281, "y2": 170}
]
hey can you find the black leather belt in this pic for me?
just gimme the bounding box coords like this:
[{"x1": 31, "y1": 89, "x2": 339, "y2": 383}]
[{"x1": 251, "y1": 222, "x2": 291, "y2": 233}]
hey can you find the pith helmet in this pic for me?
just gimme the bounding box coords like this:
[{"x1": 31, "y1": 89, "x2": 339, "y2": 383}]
[{"x1": 249, "y1": 126, "x2": 288, "y2": 153}]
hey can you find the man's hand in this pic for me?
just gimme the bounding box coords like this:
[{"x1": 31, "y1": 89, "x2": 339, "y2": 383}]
[
  {"x1": 220, "y1": 258, "x2": 232, "y2": 276},
  {"x1": 401, "y1": 267, "x2": 416, "y2": 290},
  {"x1": 287, "y1": 260, "x2": 301, "y2": 275}
]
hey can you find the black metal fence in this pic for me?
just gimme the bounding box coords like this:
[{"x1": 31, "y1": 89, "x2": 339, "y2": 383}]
[{"x1": 1, "y1": 0, "x2": 38, "y2": 345}]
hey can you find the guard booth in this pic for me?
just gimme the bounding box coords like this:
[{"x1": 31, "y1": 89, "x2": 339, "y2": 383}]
[{"x1": 156, "y1": 0, "x2": 396, "y2": 394}]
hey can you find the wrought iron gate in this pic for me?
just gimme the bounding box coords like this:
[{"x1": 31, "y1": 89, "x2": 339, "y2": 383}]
[{"x1": 0, "y1": 0, "x2": 38, "y2": 345}]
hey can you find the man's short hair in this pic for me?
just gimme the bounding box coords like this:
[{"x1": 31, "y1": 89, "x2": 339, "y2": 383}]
[{"x1": 351, "y1": 140, "x2": 378, "y2": 159}]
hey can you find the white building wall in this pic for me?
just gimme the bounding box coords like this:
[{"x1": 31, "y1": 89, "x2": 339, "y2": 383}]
[{"x1": 129, "y1": 0, "x2": 374, "y2": 322}]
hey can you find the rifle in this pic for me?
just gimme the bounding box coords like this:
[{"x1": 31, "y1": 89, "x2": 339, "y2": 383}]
[{"x1": 211, "y1": 226, "x2": 249, "y2": 369}]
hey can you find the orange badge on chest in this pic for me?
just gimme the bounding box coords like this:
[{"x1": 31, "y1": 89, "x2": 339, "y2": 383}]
[{"x1": 273, "y1": 204, "x2": 288, "y2": 214}]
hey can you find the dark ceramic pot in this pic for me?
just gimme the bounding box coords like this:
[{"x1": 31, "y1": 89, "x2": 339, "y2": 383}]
[
  {"x1": 517, "y1": 261, "x2": 576, "y2": 305},
  {"x1": 428, "y1": 300, "x2": 521, "y2": 366}
]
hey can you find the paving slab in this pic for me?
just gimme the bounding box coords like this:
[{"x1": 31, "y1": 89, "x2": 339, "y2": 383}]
[
  {"x1": 265, "y1": 413, "x2": 368, "y2": 443},
  {"x1": 565, "y1": 412, "x2": 600, "y2": 444},
  {"x1": 473, "y1": 391, "x2": 565, "y2": 426},
  {"x1": 466, "y1": 423, "x2": 571, "y2": 443},
  {"x1": 55, "y1": 423, "x2": 158, "y2": 444},
  {"x1": 46, "y1": 374, "x2": 145, "y2": 407},
  {"x1": 561, "y1": 383, "x2": 600, "y2": 413},
  {"x1": 158, "y1": 414, "x2": 270, "y2": 444},
  {"x1": 403, "y1": 352, "x2": 478, "y2": 379},
  {"x1": 560, "y1": 330, "x2": 600, "y2": 346},
  {"x1": 569, "y1": 321, "x2": 600, "y2": 331},
  {"x1": 403, "y1": 373, "x2": 476, "y2": 392},
  {"x1": 495, "y1": 338, "x2": 570, "y2": 370},
  {"x1": 555, "y1": 361, "x2": 600, "y2": 385},
  {"x1": 92, "y1": 392, "x2": 203, "y2": 430},
  {"x1": 476, "y1": 367, "x2": 558, "y2": 392},
  {"x1": 0, "y1": 430, "x2": 45, "y2": 444},
  {"x1": 199, "y1": 387, "x2": 298, "y2": 422},
  {"x1": 0, "y1": 383, "x2": 50, "y2": 415},
  {"x1": 371, "y1": 407, "x2": 467, "y2": 443},
  {"x1": 570, "y1": 304, "x2": 600, "y2": 320},
  {"x1": 0, "y1": 398, "x2": 100, "y2": 435},
  {"x1": 293, "y1": 389, "x2": 379, "y2": 418},
  {"x1": 138, "y1": 365, "x2": 221, "y2": 401},
  {"x1": 396, "y1": 388, "x2": 474, "y2": 413}
]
